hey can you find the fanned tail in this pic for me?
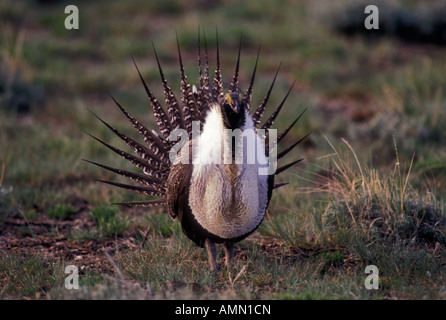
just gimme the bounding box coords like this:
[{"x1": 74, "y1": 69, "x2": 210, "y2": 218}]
[
  {"x1": 251, "y1": 71, "x2": 309, "y2": 180},
  {"x1": 212, "y1": 28, "x2": 223, "y2": 101},
  {"x1": 131, "y1": 56, "x2": 172, "y2": 142},
  {"x1": 111, "y1": 199, "x2": 166, "y2": 207},
  {"x1": 83, "y1": 159, "x2": 165, "y2": 190},
  {"x1": 196, "y1": 26, "x2": 204, "y2": 122},
  {"x1": 84, "y1": 131, "x2": 167, "y2": 180},
  {"x1": 261, "y1": 79, "x2": 296, "y2": 130},
  {"x1": 86, "y1": 33, "x2": 310, "y2": 208},
  {"x1": 87, "y1": 109, "x2": 167, "y2": 169},
  {"x1": 244, "y1": 46, "x2": 260, "y2": 111},
  {"x1": 85, "y1": 96, "x2": 172, "y2": 207},
  {"x1": 251, "y1": 63, "x2": 281, "y2": 127},
  {"x1": 200, "y1": 28, "x2": 212, "y2": 112},
  {"x1": 277, "y1": 108, "x2": 307, "y2": 145},
  {"x1": 97, "y1": 179, "x2": 165, "y2": 197},
  {"x1": 152, "y1": 42, "x2": 186, "y2": 131},
  {"x1": 109, "y1": 93, "x2": 171, "y2": 162},
  {"x1": 176, "y1": 32, "x2": 196, "y2": 136},
  {"x1": 229, "y1": 34, "x2": 243, "y2": 94}
]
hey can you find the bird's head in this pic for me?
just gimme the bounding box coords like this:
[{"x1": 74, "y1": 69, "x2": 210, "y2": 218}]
[{"x1": 219, "y1": 92, "x2": 247, "y2": 130}]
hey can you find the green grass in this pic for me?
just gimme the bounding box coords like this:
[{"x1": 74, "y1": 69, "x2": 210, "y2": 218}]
[
  {"x1": 0, "y1": 0, "x2": 445, "y2": 300},
  {"x1": 47, "y1": 204, "x2": 77, "y2": 220},
  {"x1": 90, "y1": 205, "x2": 131, "y2": 238},
  {"x1": 0, "y1": 254, "x2": 66, "y2": 299}
]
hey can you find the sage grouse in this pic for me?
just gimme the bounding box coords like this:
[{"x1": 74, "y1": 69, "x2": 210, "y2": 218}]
[{"x1": 86, "y1": 32, "x2": 309, "y2": 271}]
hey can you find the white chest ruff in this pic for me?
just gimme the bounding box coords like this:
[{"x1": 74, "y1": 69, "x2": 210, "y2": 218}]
[{"x1": 187, "y1": 106, "x2": 269, "y2": 239}]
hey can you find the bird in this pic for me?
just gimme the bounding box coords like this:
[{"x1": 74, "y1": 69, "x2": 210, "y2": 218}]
[{"x1": 85, "y1": 29, "x2": 309, "y2": 271}]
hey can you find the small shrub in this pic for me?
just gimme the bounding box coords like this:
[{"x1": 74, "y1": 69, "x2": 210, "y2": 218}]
[
  {"x1": 0, "y1": 62, "x2": 43, "y2": 114},
  {"x1": 325, "y1": 196, "x2": 446, "y2": 245},
  {"x1": 322, "y1": 139, "x2": 446, "y2": 245},
  {"x1": 396, "y1": 200, "x2": 446, "y2": 244}
]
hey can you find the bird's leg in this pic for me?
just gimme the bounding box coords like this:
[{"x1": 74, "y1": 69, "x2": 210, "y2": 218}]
[
  {"x1": 205, "y1": 239, "x2": 218, "y2": 271},
  {"x1": 224, "y1": 241, "x2": 234, "y2": 267}
]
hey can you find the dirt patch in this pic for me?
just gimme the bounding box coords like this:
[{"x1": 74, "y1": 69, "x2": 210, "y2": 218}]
[{"x1": 0, "y1": 209, "x2": 139, "y2": 275}]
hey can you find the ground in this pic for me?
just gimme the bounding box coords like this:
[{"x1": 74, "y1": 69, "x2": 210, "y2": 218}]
[{"x1": 1, "y1": 0, "x2": 445, "y2": 300}]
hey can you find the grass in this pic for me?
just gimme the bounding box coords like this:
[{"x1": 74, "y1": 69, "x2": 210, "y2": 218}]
[
  {"x1": 0, "y1": 0, "x2": 445, "y2": 300},
  {"x1": 47, "y1": 204, "x2": 77, "y2": 220},
  {"x1": 0, "y1": 254, "x2": 66, "y2": 299},
  {"x1": 90, "y1": 205, "x2": 131, "y2": 238}
]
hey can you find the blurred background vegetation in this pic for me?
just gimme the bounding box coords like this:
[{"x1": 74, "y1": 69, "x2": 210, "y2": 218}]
[{"x1": 0, "y1": 0, "x2": 445, "y2": 299}]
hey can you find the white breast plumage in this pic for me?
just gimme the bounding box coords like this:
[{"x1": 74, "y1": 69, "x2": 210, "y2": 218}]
[{"x1": 189, "y1": 106, "x2": 268, "y2": 239}]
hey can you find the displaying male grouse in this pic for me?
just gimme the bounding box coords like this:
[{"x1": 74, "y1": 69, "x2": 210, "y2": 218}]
[{"x1": 85, "y1": 30, "x2": 309, "y2": 271}]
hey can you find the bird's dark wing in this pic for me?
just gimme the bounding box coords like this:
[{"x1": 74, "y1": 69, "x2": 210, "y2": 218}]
[{"x1": 166, "y1": 161, "x2": 192, "y2": 220}]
